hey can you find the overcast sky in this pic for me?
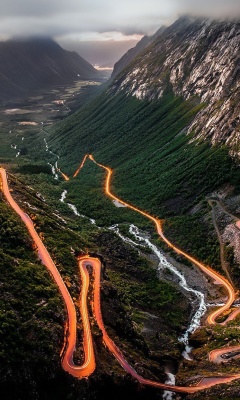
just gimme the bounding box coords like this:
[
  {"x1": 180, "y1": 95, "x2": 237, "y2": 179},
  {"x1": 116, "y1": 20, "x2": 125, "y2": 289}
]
[{"x1": 0, "y1": 0, "x2": 239, "y2": 67}]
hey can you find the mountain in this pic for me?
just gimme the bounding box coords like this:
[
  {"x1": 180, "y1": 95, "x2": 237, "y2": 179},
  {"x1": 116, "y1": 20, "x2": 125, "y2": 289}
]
[
  {"x1": 111, "y1": 16, "x2": 240, "y2": 154},
  {"x1": 46, "y1": 15, "x2": 240, "y2": 266},
  {"x1": 2, "y1": 16, "x2": 240, "y2": 400},
  {"x1": 48, "y1": 16, "x2": 240, "y2": 180},
  {"x1": 111, "y1": 26, "x2": 166, "y2": 79},
  {"x1": 0, "y1": 37, "x2": 103, "y2": 99}
]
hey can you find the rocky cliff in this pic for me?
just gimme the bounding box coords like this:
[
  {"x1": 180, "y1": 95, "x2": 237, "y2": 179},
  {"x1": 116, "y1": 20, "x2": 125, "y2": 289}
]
[
  {"x1": 111, "y1": 26, "x2": 166, "y2": 79},
  {"x1": 111, "y1": 17, "x2": 240, "y2": 155}
]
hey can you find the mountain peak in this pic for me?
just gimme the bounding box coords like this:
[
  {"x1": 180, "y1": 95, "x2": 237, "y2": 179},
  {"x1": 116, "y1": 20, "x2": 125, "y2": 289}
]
[
  {"x1": 0, "y1": 38, "x2": 103, "y2": 99},
  {"x1": 111, "y1": 16, "x2": 240, "y2": 154}
]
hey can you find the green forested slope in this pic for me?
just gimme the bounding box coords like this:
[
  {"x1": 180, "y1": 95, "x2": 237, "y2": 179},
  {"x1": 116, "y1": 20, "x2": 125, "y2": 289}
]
[
  {"x1": 48, "y1": 91, "x2": 240, "y2": 217},
  {"x1": 42, "y1": 90, "x2": 240, "y2": 273}
]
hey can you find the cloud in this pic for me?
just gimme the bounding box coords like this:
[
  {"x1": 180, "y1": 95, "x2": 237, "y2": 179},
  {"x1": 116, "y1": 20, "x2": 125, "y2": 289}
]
[
  {"x1": 174, "y1": 0, "x2": 240, "y2": 18},
  {"x1": 0, "y1": 0, "x2": 239, "y2": 39}
]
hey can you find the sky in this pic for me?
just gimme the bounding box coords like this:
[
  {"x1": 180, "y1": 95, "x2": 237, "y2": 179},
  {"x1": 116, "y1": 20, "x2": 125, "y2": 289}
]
[{"x1": 0, "y1": 0, "x2": 239, "y2": 67}]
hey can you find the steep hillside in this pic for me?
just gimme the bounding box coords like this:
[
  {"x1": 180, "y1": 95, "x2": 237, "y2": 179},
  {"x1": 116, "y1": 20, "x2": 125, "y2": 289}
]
[
  {"x1": 1, "y1": 15, "x2": 240, "y2": 400},
  {"x1": 112, "y1": 16, "x2": 240, "y2": 154},
  {"x1": 111, "y1": 26, "x2": 166, "y2": 79},
  {"x1": 0, "y1": 168, "x2": 190, "y2": 400},
  {"x1": 44, "y1": 15, "x2": 240, "y2": 279},
  {"x1": 0, "y1": 38, "x2": 103, "y2": 99}
]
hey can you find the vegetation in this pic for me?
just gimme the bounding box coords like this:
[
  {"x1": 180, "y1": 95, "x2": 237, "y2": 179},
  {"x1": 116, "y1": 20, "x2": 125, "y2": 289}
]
[
  {"x1": 37, "y1": 90, "x2": 240, "y2": 270},
  {"x1": 1, "y1": 79, "x2": 240, "y2": 399},
  {"x1": 0, "y1": 198, "x2": 66, "y2": 399},
  {"x1": 163, "y1": 210, "x2": 221, "y2": 271},
  {"x1": 0, "y1": 173, "x2": 187, "y2": 399}
]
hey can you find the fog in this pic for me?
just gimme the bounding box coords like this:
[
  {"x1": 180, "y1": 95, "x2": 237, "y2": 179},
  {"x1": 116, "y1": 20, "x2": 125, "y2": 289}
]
[{"x1": 0, "y1": 0, "x2": 239, "y2": 66}]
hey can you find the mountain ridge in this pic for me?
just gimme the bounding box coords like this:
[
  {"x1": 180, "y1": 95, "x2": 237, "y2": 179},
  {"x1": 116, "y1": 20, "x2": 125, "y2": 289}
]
[
  {"x1": 0, "y1": 37, "x2": 103, "y2": 99},
  {"x1": 111, "y1": 26, "x2": 166, "y2": 79},
  {"x1": 111, "y1": 16, "x2": 240, "y2": 155},
  {"x1": 1, "y1": 15, "x2": 240, "y2": 400}
]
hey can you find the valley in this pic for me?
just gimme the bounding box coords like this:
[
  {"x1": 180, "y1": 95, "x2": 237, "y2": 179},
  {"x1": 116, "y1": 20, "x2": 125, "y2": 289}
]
[
  {"x1": 1, "y1": 153, "x2": 240, "y2": 396},
  {"x1": 0, "y1": 15, "x2": 240, "y2": 400}
]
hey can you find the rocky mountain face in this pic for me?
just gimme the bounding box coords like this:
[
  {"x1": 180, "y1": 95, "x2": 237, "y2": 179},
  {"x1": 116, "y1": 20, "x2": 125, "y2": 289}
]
[
  {"x1": 111, "y1": 26, "x2": 166, "y2": 79},
  {"x1": 0, "y1": 38, "x2": 102, "y2": 99},
  {"x1": 111, "y1": 17, "x2": 240, "y2": 156}
]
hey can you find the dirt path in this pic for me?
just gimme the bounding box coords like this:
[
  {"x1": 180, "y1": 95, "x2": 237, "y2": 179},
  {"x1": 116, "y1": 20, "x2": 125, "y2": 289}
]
[{"x1": 208, "y1": 199, "x2": 234, "y2": 287}]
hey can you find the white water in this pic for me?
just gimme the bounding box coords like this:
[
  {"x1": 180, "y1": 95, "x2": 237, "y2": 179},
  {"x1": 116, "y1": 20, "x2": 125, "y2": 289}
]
[
  {"x1": 44, "y1": 138, "x2": 61, "y2": 180},
  {"x1": 109, "y1": 224, "x2": 146, "y2": 248},
  {"x1": 48, "y1": 162, "x2": 59, "y2": 180},
  {"x1": 44, "y1": 138, "x2": 49, "y2": 151},
  {"x1": 67, "y1": 203, "x2": 81, "y2": 216},
  {"x1": 60, "y1": 190, "x2": 68, "y2": 203},
  {"x1": 110, "y1": 223, "x2": 207, "y2": 358},
  {"x1": 59, "y1": 190, "x2": 96, "y2": 224},
  {"x1": 44, "y1": 138, "x2": 59, "y2": 159},
  {"x1": 163, "y1": 372, "x2": 176, "y2": 400},
  {"x1": 10, "y1": 143, "x2": 20, "y2": 158}
]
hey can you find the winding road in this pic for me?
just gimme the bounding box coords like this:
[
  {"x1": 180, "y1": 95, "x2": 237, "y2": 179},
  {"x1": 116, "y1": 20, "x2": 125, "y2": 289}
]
[
  {"x1": 0, "y1": 167, "x2": 95, "y2": 378},
  {"x1": 1, "y1": 155, "x2": 240, "y2": 394}
]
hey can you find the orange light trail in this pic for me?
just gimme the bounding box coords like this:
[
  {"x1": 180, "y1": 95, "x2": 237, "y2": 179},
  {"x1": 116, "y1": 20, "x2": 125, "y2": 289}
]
[
  {"x1": 1, "y1": 154, "x2": 240, "y2": 394},
  {"x1": 58, "y1": 168, "x2": 70, "y2": 181},
  {"x1": 79, "y1": 257, "x2": 239, "y2": 394},
  {"x1": 73, "y1": 154, "x2": 89, "y2": 178},
  {"x1": 0, "y1": 167, "x2": 95, "y2": 378},
  {"x1": 89, "y1": 154, "x2": 235, "y2": 325}
]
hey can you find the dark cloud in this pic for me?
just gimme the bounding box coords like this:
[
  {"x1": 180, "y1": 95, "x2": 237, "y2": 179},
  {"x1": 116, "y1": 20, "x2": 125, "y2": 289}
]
[{"x1": 0, "y1": 0, "x2": 238, "y2": 39}]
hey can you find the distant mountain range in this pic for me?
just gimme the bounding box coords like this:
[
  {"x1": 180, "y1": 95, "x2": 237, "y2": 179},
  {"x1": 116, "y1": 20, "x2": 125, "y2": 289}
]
[{"x1": 0, "y1": 37, "x2": 103, "y2": 99}]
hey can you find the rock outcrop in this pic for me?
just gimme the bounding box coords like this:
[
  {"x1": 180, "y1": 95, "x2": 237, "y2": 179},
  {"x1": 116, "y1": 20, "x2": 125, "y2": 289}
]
[{"x1": 111, "y1": 17, "x2": 240, "y2": 155}]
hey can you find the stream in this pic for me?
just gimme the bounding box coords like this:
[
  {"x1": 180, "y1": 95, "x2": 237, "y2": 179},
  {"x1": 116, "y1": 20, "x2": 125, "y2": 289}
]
[
  {"x1": 109, "y1": 224, "x2": 207, "y2": 358},
  {"x1": 109, "y1": 223, "x2": 208, "y2": 399},
  {"x1": 45, "y1": 142, "x2": 207, "y2": 394},
  {"x1": 59, "y1": 189, "x2": 96, "y2": 224}
]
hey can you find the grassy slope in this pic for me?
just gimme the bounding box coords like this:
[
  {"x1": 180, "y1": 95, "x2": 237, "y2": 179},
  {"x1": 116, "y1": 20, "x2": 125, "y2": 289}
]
[
  {"x1": 0, "y1": 171, "x2": 188, "y2": 399},
  {"x1": 1, "y1": 88, "x2": 240, "y2": 399},
  {"x1": 48, "y1": 92, "x2": 240, "y2": 213},
  {"x1": 46, "y1": 91, "x2": 240, "y2": 269}
]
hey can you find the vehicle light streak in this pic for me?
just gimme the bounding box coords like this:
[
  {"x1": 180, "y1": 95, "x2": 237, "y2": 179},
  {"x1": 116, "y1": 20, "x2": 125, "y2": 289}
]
[
  {"x1": 58, "y1": 168, "x2": 70, "y2": 181},
  {"x1": 89, "y1": 155, "x2": 236, "y2": 325},
  {"x1": 80, "y1": 257, "x2": 239, "y2": 394},
  {"x1": 73, "y1": 154, "x2": 89, "y2": 178},
  {"x1": 0, "y1": 167, "x2": 95, "y2": 378},
  {"x1": 209, "y1": 345, "x2": 240, "y2": 364},
  {"x1": 1, "y1": 154, "x2": 240, "y2": 394}
]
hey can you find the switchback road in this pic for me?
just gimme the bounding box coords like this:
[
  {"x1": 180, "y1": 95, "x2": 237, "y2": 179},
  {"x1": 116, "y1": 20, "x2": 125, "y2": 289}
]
[{"x1": 1, "y1": 156, "x2": 240, "y2": 394}]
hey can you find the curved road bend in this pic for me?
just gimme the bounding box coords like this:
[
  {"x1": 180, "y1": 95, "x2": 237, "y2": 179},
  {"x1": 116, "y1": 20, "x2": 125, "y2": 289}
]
[
  {"x1": 209, "y1": 345, "x2": 240, "y2": 364},
  {"x1": 81, "y1": 257, "x2": 239, "y2": 393},
  {"x1": 0, "y1": 167, "x2": 95, "y2": 378},
  {"x1": 88, "y1": 155, "x2": 236, "y2": 325},
  {"x1": 1, "y1": 159, "x2": 240, "y2": 394},
  {"x1": 76, "y1": 156, "x2": 240, "y2": 392}
]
